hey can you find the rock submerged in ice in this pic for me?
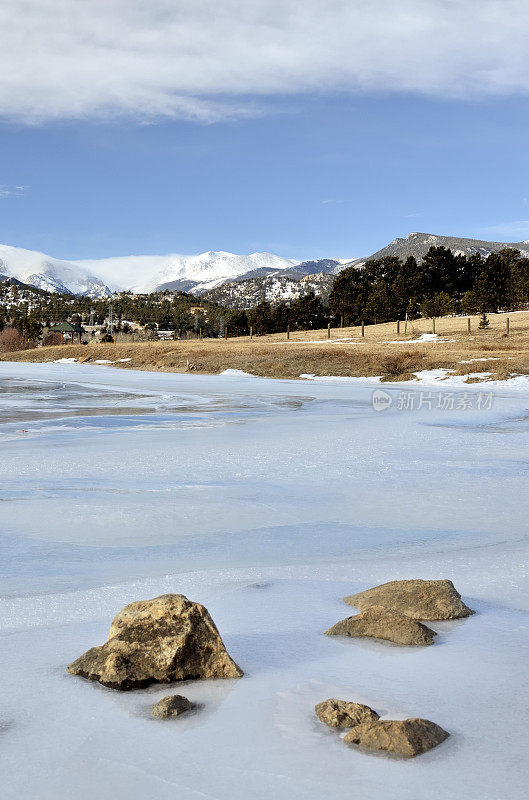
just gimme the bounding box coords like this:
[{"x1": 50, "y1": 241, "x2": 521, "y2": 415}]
[
  {"x1": 344, "y1": 717, "x2": 450, "y2": 757},
  {"x1": 315, "y1": 698, "x2": 379, "y2": 729},
  {"x1": 325, "y1": 605, "x2": 437, "y2": 646},
  {"x1": 152, "y1": 694, "x2": 196, "y2": 719}
]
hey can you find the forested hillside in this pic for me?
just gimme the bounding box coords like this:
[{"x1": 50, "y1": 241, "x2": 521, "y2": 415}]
[{"x1": 329, "y1": 246, "x2": 529, "y2": 324}]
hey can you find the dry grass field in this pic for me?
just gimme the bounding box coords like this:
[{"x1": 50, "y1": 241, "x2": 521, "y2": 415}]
[{"x1": 2, "y1": 311, "x2": 529, "y2": 382}]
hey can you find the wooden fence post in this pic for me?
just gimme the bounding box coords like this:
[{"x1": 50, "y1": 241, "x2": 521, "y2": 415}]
[
  {"x1": 287, "y1": 324, "x2": 290, "y2": 340},
  {"x1": 432, "y1": 317, "x2": 436, "y2": 334},
  {"x1": 224, "y1": 326, "x2": 228, "y2": 340},
  {"x1": 361, "y1": 321, "x2": 365, "y2": 337},
  {"x1": 467, "y1": 317, "x2": 471, "y2": 334},
  {"x1": 250, "y1": 326, "x2": 253, "y2": 339},
  {"x1": 397, "y1": 320, "x2": 400, "y2": 334},
  {"x1": 506, "y1": 317, "x2": 510, "y2": 335},
  {"x1": 327, "y1": 322, "x2": 331, "y2": 339}
]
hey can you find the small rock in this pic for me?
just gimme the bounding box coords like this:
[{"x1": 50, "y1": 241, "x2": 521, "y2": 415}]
[
  {"x1": 315, "y1": 699, "x2": 379, "y2": 729},
  {"x1": 152, "y1": 694, "x2": 195, "y2": 719},
  {"x1": 343, "y1": 718, "x2": 449, "y2": 757},
  {"x1": 67, "y1": 593, "x2": 243, "y2": 690},
  {"x1": 344, "y1": 579, "x2": 474, "y2": 620},
  {"x1": 325, "y1": 606, "x2": 436, "y2": 646}
]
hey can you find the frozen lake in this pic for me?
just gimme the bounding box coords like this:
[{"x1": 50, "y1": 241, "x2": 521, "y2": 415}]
[{"x1": 1, "y1": 362, "x2": 528, "y2": 799}]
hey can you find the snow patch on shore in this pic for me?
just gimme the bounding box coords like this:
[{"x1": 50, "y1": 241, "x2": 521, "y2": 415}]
[
  {"x1": 385, "y1": 332, "x2": 439, "y2": 344},
  {"x1": 412, "y1": 369, "x2": 529, "y2": 389},
  {"x1": 219, "y1": 368, "x2": 256, "y2": 377}
]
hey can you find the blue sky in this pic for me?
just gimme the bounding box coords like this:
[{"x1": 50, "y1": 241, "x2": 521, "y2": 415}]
[{"x1": 1, "y1": 1, "x2": 529, "y2": 261}]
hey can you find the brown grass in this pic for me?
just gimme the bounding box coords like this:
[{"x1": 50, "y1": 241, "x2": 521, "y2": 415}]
[
  {"x1": 377, "y1": 350, "x2": 425, "y2": 381},
  {"x1": 2, "y1": 310, "x2": 529, "y2": 382}
]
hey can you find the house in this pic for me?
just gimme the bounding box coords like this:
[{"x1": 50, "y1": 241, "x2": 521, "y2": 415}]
[{"x1": 47, "y1": 321, "x2": 83, "y2": 343}]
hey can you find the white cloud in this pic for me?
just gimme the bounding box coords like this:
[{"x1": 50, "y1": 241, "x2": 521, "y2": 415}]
[
  {"x1": 1, "y1": 1, "x2": 529, "y2": 123},
  {"x1": 0, "y1": 185, "x2": 25, "y2": 197}
]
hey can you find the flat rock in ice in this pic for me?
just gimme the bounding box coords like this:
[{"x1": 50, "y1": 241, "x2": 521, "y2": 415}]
[
  {"x1": 152, "y1": 694, "x2": 196, "y2": 719},
  {"x1": 344, "y1": 579, "x2": 474, "y2": 620},
  {"x1": 344, "y1": 717, "x2": 450, "y2": 757},
  {"x1": 325, "y1": 606, "x2": 436, "y2": 646},
  {"x1": 315, "y1": 698, "x2": 379, "y2": 728}
]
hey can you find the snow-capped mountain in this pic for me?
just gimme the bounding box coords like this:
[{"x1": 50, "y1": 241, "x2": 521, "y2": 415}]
[
  {"x1": 0, "y1": 244, "x2": 340, "y2": 298},
  {"x1": 0, "y1": 245, "x2": 303, "y2": 297},
  {"x1": 0, "y1": 245, "x2": 111, "y2": 297},
  {"x1": 2, "y1": 232, "x2": 526, "y2": 303},
  {"x1": 76, "y1": 250, "x2": 300, "y2": 294}
]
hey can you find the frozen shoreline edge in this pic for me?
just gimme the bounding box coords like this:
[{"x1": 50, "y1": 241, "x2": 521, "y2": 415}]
[{"x1": 3, "y1": 357, "x2": 529, "y2": 390}]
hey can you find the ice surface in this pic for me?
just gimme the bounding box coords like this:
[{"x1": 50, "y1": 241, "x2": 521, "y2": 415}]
[{"x1": 0, "y1": 362, "x2": 528, "y2": 799}]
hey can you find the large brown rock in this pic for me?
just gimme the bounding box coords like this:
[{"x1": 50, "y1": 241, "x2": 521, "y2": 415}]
[
  {"x1": 67, "y1": 593, "x2": 243, "y2": 690},
  {"x1": 343, "y1": 718, "x2": 449, "y2": 757},
  {"x1": 315, "y1": 699, "x2": 379, "y2": 729},
  {"x1": 152, "y1": 694, "x2": 195, "y2": 719},
  {"x1": 325, "y1": 605, "x2": 436, "y2": 646},
  {"x1": 344, "y1": 579, "x2": 474, "y2": 620}
]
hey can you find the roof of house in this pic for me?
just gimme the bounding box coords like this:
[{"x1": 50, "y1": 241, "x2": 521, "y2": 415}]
[{"x1": 48, "y1": 322, "x2": 82, "y2": 332}]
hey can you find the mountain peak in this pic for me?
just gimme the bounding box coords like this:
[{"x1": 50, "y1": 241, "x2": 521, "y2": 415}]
[
  {"x1": 0, "y1": 244, "x2": 110, "y2": 297},
  {"x1": 350, "y1": 232, "x2": 529, "y2": 269},
  {"x1": 0, "y1": 243, "x2": 305, "y2": 297}
]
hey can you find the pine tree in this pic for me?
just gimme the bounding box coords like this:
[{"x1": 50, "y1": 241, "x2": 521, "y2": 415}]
[{"x1": 478, "y1": 312, "x2": 490, "y2": 329}]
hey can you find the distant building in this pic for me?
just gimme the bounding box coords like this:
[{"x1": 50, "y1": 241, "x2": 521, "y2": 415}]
[{"x1": 47, "y1": 321, "x2": 83, "y2": 343}]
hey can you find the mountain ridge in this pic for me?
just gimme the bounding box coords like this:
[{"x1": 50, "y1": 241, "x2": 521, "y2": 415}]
[
  {"x1": 0, "y1": 233, "x2": 528, "y2": 301},
  {"x1": 0, "y1": 245, "x2": 111, "y2": 297},
  {"x1": 347, "y1": 231, "x2": 529, "y2": 268},
  {"x1": 76, "y1": 250, "x2": 302, "y2": 294}
]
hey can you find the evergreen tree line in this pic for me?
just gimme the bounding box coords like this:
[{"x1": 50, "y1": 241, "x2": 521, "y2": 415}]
[
  {"x1": 328, "y1": 246, "x2": 529, "y2": 325},
  {"x1": 2, "y1": 244, "x2": 528, "y2": 341},
  {"x1": 0, "y1": 283, "x2": 329, "y2": 338},
  {"x1": 0, "y1": 287, "x2": 226, "y2": 338},
  {"x1": 240, "y1": 292, "x2": 328, "y2": 335}
]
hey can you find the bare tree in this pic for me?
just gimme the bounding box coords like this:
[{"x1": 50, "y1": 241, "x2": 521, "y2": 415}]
[{"x1": 0, "y1": 327, "x2": 32, "y2": 352}]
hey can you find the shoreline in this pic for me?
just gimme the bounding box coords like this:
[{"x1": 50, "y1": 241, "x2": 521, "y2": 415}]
[
  {"x1": 2, "y1": 353, "x2": 529, "y2": 392},
  {"x1": 2, "y1": 318, "x2": 529, "y2": 383}
]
